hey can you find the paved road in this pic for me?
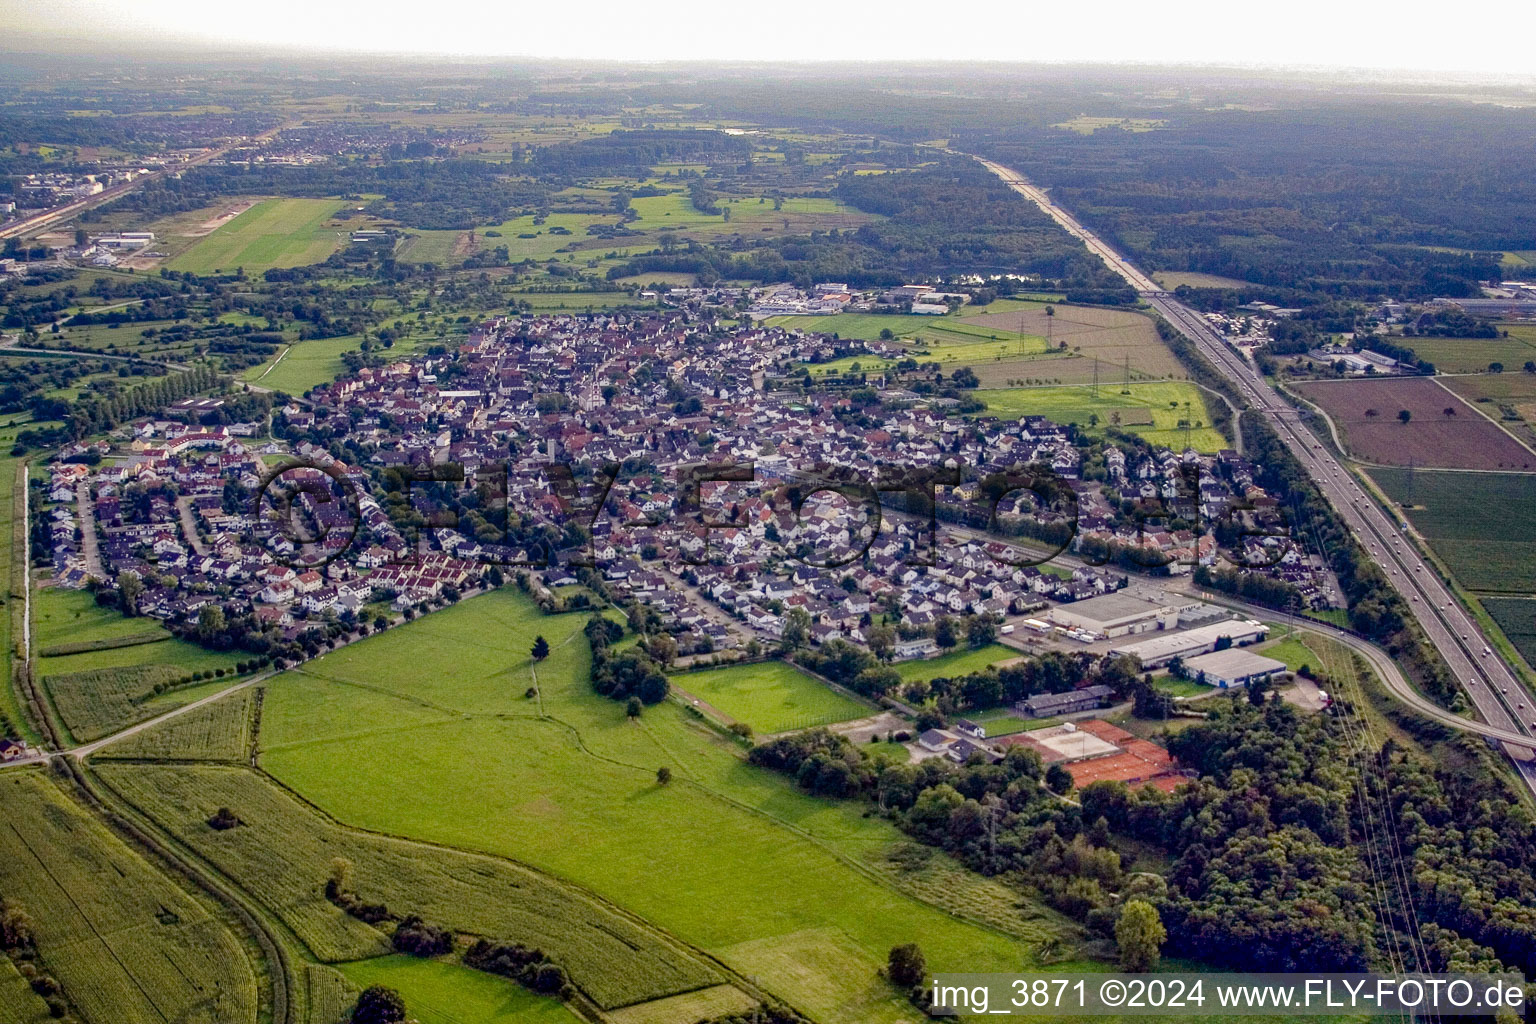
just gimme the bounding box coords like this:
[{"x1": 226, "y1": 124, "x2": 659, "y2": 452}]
[
  {"x1": 75, "y1": 481, "x2": 105, "y2": 578},
  {"x1": 973, "y1": 155, "x2": 1536, "y2": 795}
]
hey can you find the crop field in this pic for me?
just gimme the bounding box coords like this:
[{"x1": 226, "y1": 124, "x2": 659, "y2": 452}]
[
  {"x1": 0, "y1": 772, "x2": 259, "y2": 1024},
  {"x1": 168, "y1": 198, "x2": 349, "y2": 274},
  {"x1": 1294, "y1": 377, "x2": 1535, "y2": 470},
  {"x1": 894, "y1": 643, "x2": 1019, "y2": 684},
  {"x1": 303, "y1": 965, "x2": 357, "y2": 1024},
  {"x1": 255, "y1": 588, "x2": 1055, "y2": 1024},
  {"x1": 95, "y1": 689, "x2": 254, "y2": 761},
  {"x1": 607, "y1": 985, "x2": 758, "y2": 1024},
  {"x1": 973, "y1": 381, "x2": 1229, "y2": 452},
  {"x1": 1369, "y1": 468, "x2": 1536, "y2": 594},
  {"x1": 96, "y1": 762, "x2": 719, "y2": 1009},
  {"x1": 668, "y1": 661, "x2": 867, "y2": 733},
  {"x1": 959, "y1": 304, "x2": 1180, "y2": 378},
  {"x1": 0, "y1": 956, "x2": 51, "y2": 1023},
  {"x1": 1482, "y1": 598, "x2": 1536, "y2": 668},
  {"x1": 1442, "y1": 372, "x2": 1536, "y2": 447},
  {"x1": 337, "y1": 956, "x2": 580, "y2": 1024}
]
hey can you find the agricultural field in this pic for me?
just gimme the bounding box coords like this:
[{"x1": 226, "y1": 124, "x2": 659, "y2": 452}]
[
  {"x1": 668, "y1": 661, "x2": 868, "y2": 733},
  {"x1": 958, "y1": 303, "x2": 1182, "y2": 383},
  {"x1": 1390, "y1": 330, "x2": 1536, "y2": 374},
  {"x1": 893, "y1": 643, "x2": 1019, "y2": 684},
  {"x1": 254, "y1": 588, "x2": 1059, "y2": 1024},
  {"x1": 336, "y1": 956, "x2": 579, "y2": 1024},
  {"x1": 94, "y1": 763, "x2": 718, "y2": 1010},
  {"x1": 0, "y1": 771, "x2": 259, "y2": 1024},
  {"x1": 1368, "y1": 468, "x2": 1536, "y2": 595},
  {"x1": 167, "y1": 198, "x2": 351, "y2": 274},
  {"x1": 1150, "y1": 271, "x2": 1254, "y2": 289},
  {"x1": 973, "y1": 381, "x2": 1229, "y2": 452},
  {"x1": 1294, "y1": 377, "x2": 1536, "y2": 470},
  {"x1": 1442, "y1": 371, "x2": 1536, "y2": 448},
  {"x1": 239, "y1": 334, "x2": 363, "y2": 396},
  {"x1": 0, "y1": 956, "x2": 51, "y2": 1024},
  {"x1": 1482, "y1": 598, "x2": 1536, "y2": 669},
  {"x1": 34, "y1": 589, "x2": 252, "y2": 742},
  {"x1": 95, "y1": 688, "x2": 254, "y2": 761}
]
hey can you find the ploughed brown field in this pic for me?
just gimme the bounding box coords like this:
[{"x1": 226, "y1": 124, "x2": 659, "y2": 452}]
[{"x1": 1293, "y1": 376, "x2": 1536, "y2": 470}]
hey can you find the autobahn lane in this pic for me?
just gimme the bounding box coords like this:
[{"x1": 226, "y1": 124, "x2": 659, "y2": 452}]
[{"x1": 972, "y1": 155, "x2": 1536, "y2": 795}]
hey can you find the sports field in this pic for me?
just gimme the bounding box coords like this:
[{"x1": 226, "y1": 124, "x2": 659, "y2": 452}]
[
  {"x1": 974, "y1": 381, "x2": 1228, "y2": 452},
  {"x1": 1368, "y1": 467, "x2": 1536, "y2": 595},
  {"x1": 168, "y1": 198, "x2": 348, "y2": 274},
  {"x1": 669, "y1": 661, "x2": 867, "y2": 733},
  {"x1": 894, "y1": 643, "x2": 1019, "y2": 684},
  {"x1": 255, "y1": 589, "x2": 1057, "y2": 1024}
]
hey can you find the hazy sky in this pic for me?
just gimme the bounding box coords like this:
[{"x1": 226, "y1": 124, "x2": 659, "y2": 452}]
[{"x1": 6, "y1": 0, "x2": 1536, "y2": 76}]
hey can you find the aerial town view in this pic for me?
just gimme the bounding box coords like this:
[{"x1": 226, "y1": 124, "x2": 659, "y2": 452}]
[{"x1": 2, "y1": 4, "x2": 1536, "y2": 1024}]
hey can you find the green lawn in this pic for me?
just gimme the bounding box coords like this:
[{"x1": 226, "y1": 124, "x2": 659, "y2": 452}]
[
  {"x1": 894, "y1": 643, "x2": 1018, "y2": 683},
  {"x1": 669, "y1": 661, "x2": 868, "y2": 733},
  {"x1": 973, "y1": 381, "x2": 1229, "y2": 452},
  {"x1": 168, "y1": 198, "x2": 348, "y2": 274},
  {"x1": 259, "y1": 589, "x2": 1061, "y2": 1024},
  {"x1": 337, "y1": 955, "x2": 580, "y2": 1024}
]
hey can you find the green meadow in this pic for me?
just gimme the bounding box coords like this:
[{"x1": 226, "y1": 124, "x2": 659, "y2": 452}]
[{"x1": 256, "y1": 588, "x2": 1062, "y2": 1024}]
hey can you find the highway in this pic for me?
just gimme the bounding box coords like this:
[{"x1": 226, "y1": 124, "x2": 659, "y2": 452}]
[
  {"x1": 0, "y1": 124, "x2": 285, "y2": 243},
  {"x1": 974, "y1": 156, "x2": 1536, "y2": 795}
]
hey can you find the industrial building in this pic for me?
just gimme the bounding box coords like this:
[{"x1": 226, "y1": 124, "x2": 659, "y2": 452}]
[
  {"x1": 1109, "y1": 619, "x2": 1269, "y2": 668},
  {"x1": 1182, "y1": 648, "x2": 1288, "y2": 689}
]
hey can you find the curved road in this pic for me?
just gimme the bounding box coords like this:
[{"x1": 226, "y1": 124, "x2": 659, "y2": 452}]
[{"x1": 974, "y1": 156, "x2": 1536, "y2": 795}]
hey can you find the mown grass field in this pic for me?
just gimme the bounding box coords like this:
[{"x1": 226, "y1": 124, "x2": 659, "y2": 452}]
[
  {"x1": 168, "y1": 198, "x2": 348, "y2": 274},
  {"x1": 894, "y1": 643, "x2": 1018, "y2": 684},
  {"x1": 95, "y1": 762, "x2": 715, "y2": 1010},
  {"x1": 1369, "y1": 467, "x2": 1536, "y2": 595},
  {"x1": 239, "y1": 334, "x2": 363, "y2": 396},
  {"x1": 255, "y1": 588, "x2": 1060, "y2": 1024},
  {"x1": 337, "y1": 955, "x2": 580, "y2": 1024},
  {"x1": 669, "y1": 661, "x2": 867, "y2": 733},
  {"x1": 33, "y1": 586, "x2": 169, "y2": 651},
  {"x1": 974, "y1": 381, "x2": 1228, "y2": 452},
  {"x1": 0, "y1": 771, "x2": 259, "y2": 1024}
]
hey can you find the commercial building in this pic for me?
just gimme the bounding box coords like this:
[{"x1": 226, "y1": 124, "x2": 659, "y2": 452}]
[
  {"x1": 1183, "y1": 649, "x2": 1288, "y2": 689},
  {"x1": 1047, "y1": 591, "x2": 1200, "y2": 638},
  {"x1": 1109, "y1": 619, "x2": 1269, "y2": 668}
]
